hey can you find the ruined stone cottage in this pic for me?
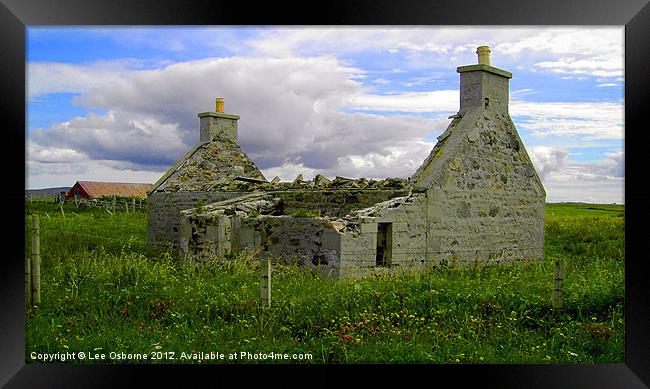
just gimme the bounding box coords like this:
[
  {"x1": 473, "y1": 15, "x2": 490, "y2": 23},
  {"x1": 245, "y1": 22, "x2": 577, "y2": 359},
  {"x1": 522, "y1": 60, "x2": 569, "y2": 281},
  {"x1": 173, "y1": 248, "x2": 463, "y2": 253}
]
[{"x1": 147, "y1": 46, "x2": 546, "y2": 278}]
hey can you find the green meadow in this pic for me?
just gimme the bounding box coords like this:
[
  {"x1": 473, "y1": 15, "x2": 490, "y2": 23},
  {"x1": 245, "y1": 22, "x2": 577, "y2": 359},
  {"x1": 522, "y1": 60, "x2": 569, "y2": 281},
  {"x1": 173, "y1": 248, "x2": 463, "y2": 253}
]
[{"x1": 24, "y1": 199, "x2": 624, "y2": 363}]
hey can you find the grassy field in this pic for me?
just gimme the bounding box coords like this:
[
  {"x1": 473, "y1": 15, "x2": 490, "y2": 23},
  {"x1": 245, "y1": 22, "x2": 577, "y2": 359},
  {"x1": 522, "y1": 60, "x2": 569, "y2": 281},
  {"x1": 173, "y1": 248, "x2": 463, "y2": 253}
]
[{"x1": 24, "y1": 200, "x2": 624, "y2": 364}]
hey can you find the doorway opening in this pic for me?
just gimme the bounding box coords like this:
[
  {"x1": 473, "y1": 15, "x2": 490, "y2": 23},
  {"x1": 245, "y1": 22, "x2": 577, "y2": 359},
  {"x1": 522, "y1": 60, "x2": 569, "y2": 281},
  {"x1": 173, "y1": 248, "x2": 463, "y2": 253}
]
[{"x1": 376, "y1": 222, "x2": 393, "y2": 266}]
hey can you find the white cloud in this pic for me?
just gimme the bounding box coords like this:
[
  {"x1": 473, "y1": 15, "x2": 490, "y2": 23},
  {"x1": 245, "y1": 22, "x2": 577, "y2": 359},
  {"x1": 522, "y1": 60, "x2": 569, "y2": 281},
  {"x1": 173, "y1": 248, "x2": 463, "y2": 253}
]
[
  {"x1": 510, "y1": 101, "x2": 624, "y2": 140},
  {"x1": 245, "y1": 27, "x2": 623, "y2": 79},
  {"x1": 28, "y1": 55, "x2": 624, "y2": 197},
  {"x1": 27, "y1": 59, "x2": 155, "y2": 98},
  {"x1": 495, "y1": 28, "x2": 622, "y2": 57},
  {"x1": 26, "y1": 160, "x2": 87, "y2": 178},
  {"x1": 534, "y1": 57, "x2": 623, "y2": 78},
  {"x1": 27, "y1": 159, "x2": 164, "y2": 189},
  {"x1": 528, "y1": 145, "x2": 624, "y2": 203},
  {"x1": 495, "y1": 28, "x2": 623, "y2": 79},
  {"x1": 544, "y1": 176, "x2": 624, "y2": 203},
  {"x1": 260, "y1": 163, "x2": 319, "y2": 182},
  {"x1": 27, "y1": 144, "x2": 87, "y2": 163},
  {"x1": 246, "y1": 27, "x2": 523, "y2": 58},
  {"x1": 372, "y1": 78, "x2": 390, "y2": 85},
  {"x1": 246, "y1": 28, "x2": 455, "y2": 58},
  {"x1": 31, "y1": 110, "x2": 187, "y2": 167},
  {"x1": 332, "y1": 140, "x2": 435, "y2": 179},
  {"x1": 527, "y1": 145, "x2": 569, "y2": 179},
  {"x1": 26, "y1": 26, "x2": 624, "y2": 202},
  {"x1": 582, "y1": 151, "x2": 624, "y2": 178},
  {"x1": 28, "y1": 56, "x2": 446, "y2": 187},
  {"x1": 28, "y1": 26, "x2": 622, "y2": 102},
  {"x1": 260, "y1": 139, "x2": 435, "y2": 181},
  {"x1": 348, "y1": 90, "x2": 458, "y2": 113}
]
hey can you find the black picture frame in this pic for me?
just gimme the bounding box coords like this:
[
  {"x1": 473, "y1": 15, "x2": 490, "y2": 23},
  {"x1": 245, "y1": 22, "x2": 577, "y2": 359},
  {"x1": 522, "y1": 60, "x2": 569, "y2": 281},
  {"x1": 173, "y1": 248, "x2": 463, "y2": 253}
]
[{"x1": 2, "y1": 0, "x2": 648, "y2": 387}]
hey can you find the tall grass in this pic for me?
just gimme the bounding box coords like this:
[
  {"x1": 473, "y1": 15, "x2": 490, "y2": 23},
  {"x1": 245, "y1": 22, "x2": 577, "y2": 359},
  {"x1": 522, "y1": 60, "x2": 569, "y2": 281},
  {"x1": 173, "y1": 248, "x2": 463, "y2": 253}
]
[{"x1": 25, "y1": 200, "x2": 624, "y2": 364}]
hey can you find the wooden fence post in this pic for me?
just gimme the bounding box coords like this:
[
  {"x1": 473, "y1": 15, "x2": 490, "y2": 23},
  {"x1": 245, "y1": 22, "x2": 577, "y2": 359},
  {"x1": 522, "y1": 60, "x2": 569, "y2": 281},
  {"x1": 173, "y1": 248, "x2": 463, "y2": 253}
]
[
  {"x1": 260, "y1": 259, "x2": 271, "y2": 308},
  {"x1": 552, "y1": 260, "x2": 564, "y2": 309},
  {"x1": 31, "y1": 215, "x2": 41, "y2": 306},
  {"x1": 25, "y1": 242, "x2": 32, "y2": 307}
]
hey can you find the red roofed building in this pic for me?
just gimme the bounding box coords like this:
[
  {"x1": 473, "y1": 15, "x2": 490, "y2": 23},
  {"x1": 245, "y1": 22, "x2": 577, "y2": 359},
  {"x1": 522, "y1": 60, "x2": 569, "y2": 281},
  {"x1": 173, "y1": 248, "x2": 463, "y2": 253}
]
[{"x1": 66, "y1": 181, "x2": 152, "y2": 200}]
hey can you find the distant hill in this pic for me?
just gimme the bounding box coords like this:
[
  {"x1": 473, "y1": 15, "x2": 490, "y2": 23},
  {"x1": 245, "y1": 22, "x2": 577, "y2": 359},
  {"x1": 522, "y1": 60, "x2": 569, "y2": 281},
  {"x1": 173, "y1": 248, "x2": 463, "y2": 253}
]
[{"x1": 26, "y1": 187, "x2": 71, "y2": 197}]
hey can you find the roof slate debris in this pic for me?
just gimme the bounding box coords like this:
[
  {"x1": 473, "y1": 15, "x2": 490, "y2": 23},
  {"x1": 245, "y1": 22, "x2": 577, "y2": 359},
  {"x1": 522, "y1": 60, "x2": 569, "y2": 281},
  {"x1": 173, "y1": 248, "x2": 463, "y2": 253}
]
[{"x1": 151, "y1": 132, "x2": 409, "y2": 193}]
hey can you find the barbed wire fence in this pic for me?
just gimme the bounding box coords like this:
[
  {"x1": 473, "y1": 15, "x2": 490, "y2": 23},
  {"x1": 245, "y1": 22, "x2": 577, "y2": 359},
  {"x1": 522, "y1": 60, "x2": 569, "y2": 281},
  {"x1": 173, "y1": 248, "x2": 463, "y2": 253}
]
[
  {"x1": 27, "y1": 194, "x2": 148, "y2": 215},
  {"x1": 69, "y1": 197, "x2": 147, "y2": 214},
  {"x1": 42, "y1": 229, "x2": 148, "y2": 251},
  {"x1": 25, "y1": 209, "x2": 150, "y2": 258}
]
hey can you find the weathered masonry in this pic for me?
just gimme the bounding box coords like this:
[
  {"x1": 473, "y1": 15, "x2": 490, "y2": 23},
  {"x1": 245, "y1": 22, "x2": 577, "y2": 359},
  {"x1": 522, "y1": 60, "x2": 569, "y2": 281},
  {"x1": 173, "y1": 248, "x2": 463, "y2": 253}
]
[
  {"x1": 146, "y1": 99, "x2": 267, "y2": 249},
  {"x1": 147, "y1": 46, "x2": 546, "y2": 278}
]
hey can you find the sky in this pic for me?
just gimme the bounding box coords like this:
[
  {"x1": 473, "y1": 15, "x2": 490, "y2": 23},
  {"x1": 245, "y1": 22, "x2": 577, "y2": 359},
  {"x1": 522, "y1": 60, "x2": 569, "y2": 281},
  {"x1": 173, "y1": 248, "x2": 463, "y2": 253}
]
[{"x1": 26, "y1": 26, "x2": 625, "y2": 203}]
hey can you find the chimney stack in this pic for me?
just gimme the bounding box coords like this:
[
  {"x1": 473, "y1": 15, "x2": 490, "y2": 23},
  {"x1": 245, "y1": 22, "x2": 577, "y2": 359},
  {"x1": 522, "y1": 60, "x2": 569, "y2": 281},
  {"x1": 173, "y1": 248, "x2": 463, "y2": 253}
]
[
  {"x1": 198, "y1": 98, "x2": 239, "y2": 143},
  {"x1": 457, "y1": 46, "x2": 512, "y2": 113}
]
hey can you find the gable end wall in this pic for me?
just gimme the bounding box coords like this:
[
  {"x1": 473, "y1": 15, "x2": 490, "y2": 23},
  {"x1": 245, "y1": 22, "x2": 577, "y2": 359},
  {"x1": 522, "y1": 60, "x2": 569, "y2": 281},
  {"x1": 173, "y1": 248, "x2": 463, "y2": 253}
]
[{"x1": 423, "y1": 108, "x2": 545, "y2": 266}]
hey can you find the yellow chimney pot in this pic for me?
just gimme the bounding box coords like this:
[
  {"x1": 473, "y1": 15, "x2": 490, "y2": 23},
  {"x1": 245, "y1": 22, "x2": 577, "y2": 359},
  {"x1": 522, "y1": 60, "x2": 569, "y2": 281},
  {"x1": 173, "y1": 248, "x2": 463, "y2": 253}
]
[
  {"x1": 215, "y1": 97, "x2": 225, "y2": 113},
  {"x1": 476, "y1": 46, "x2": 491, "y2": 66}
]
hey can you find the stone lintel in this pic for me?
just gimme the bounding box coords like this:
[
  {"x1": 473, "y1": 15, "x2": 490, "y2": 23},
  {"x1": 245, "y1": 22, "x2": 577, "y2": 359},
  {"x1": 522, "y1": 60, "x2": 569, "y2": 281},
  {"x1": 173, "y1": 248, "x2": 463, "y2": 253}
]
[{"x1": 457, "y1": 64, "x2": 512, "y2": 79}]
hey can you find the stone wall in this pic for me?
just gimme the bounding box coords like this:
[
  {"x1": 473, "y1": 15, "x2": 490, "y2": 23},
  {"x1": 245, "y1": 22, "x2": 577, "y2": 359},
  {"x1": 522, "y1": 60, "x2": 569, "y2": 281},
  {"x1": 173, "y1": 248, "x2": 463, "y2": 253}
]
[
  {"x1": 177, "y1": 193, "x2": 343, "y2": 277},
  {"x1": 418, "y1": 108, "x2": 545, "y2": 266},
  {"x1": 336, "y1": 195, "x2": 428, "y2": 277},
  {"x1": 147, "y1": 191, "x2": 250, "y2": 249},
  {"x1": 179, "y1": 210, "x2": 244, "y2": 264},
  {"x1": 273, "y1": 189, "x2": 409, "y2": 217},
  {"x1": 176, "y1": 192, "x2": 429, "y2": 279},
  {"x1": 425, "y1": 187, "x2": 544, "y2": 266},
  {"x1": 238, "y1": 216, "x2": 342, "y2": 278}
]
